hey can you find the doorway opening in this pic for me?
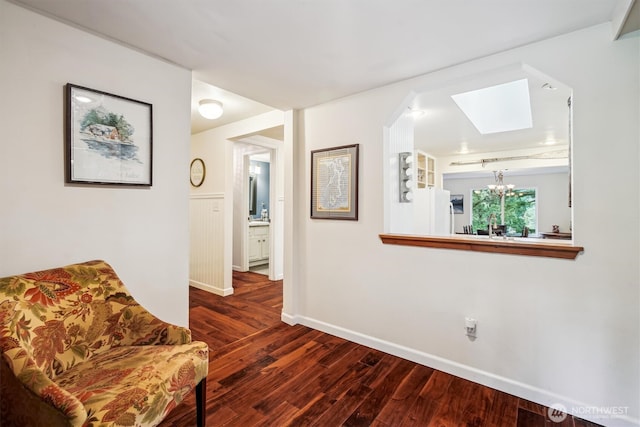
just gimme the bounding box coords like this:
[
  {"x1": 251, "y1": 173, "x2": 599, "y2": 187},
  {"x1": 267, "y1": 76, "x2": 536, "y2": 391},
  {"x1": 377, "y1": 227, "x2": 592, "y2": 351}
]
[
  {"x1": 248, "y1": 151, "x2": 271, "y2": 275},
  {"x1": 231, "y1": 130, "x2": 283, "y2": 282}
]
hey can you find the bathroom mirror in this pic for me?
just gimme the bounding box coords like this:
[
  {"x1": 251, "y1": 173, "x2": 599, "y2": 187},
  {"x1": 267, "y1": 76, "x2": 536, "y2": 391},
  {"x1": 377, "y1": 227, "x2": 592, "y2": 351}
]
[
  {"x1": 248, "y1": 153, "x2": 271, "y2": 220},
  {"x1": 388, "y1": 63, "x2": 573, "y2": 239},
  {"x1": 249, "y1": 175, "x2": 257, "y2": 215}
]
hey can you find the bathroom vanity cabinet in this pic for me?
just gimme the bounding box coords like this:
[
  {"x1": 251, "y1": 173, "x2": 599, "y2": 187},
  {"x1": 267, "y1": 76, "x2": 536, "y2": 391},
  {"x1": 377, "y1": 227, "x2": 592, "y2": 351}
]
[{"x1": 248, "y1": 223, "x2": 269, "y2": 266}]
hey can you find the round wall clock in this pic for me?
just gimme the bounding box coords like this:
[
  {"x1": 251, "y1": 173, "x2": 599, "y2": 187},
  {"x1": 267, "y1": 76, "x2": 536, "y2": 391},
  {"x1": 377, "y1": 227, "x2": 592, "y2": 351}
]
[{"x1": 190, "y1": 158, "x2": 206, "y2": 187}]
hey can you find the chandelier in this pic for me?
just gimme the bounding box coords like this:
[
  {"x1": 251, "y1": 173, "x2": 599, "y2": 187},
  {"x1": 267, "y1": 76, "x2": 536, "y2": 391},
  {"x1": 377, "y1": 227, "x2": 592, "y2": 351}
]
[{"x1": 488, "y1": 170, "x2": 515, "y2": 197}]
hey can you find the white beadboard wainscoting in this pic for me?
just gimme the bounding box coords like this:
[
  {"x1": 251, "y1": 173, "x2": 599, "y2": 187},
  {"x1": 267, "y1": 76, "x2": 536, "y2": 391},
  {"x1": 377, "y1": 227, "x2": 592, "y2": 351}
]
[{"x1": 189, "y1": 193, "x2": 232, "y2": 296}]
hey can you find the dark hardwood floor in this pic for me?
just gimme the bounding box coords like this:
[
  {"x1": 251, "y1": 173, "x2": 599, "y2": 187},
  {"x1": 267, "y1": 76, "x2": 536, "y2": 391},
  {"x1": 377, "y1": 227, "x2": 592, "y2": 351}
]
[{"x1": 160, "y1": 272, "x2": 601, "y2": 427}]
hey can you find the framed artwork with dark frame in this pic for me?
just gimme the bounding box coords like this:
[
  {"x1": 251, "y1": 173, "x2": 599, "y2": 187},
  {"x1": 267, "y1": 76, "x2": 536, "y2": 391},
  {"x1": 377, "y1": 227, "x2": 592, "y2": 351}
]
[
  {"x1": 65, "y1": 83, "x2": 153, "y2": 186},
  {"x1": 190, "y1": 158, "x2": 206, "y2": 187},
  {"x1": 310, "y1": 144, "x2": 359, "y2": 220},
  {"x1": 451, "y1": 194, "x2": 464, "y2": 214}
]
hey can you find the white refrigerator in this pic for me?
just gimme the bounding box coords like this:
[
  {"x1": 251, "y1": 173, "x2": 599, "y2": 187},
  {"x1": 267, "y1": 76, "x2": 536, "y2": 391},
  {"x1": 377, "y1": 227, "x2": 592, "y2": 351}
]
[{"x1": 414, "y1": 188, "x2": 454, "y2": 236}]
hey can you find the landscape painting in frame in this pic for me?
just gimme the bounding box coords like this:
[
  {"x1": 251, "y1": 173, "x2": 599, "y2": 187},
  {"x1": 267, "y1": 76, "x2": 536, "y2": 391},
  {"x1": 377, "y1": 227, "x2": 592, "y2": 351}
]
[
  {"x1": 451, "y1": 194, "x2": 464, "y2": 214},
  {"x1": 65, "y1": 83, "x2": 152, "y2": 186}
]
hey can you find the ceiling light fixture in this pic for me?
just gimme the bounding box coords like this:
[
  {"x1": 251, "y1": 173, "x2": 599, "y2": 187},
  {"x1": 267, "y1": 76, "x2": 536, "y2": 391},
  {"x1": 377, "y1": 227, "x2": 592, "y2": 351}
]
[
  {"x1": 198, "y1": 99, "x2": 223, "y2": 119},
  {"x1": 407, "y1": 107, "x2": 425, "y2": 119},
  {"x1": 250, "y1": 164, "x2": 261, "y2": 175},
  {"x1": 487, "y1": 170, "x2": 515, "y2": 197}
]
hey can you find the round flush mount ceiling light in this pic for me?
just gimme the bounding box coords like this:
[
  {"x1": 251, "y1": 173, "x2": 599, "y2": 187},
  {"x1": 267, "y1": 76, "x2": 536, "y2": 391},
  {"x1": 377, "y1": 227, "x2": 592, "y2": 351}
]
[
  {"x1": 198, "y1": 99, "x2": 223, "y2": 119},
  {"x1": 407, "y1": 107, "x2": 425, "y2": 119}
]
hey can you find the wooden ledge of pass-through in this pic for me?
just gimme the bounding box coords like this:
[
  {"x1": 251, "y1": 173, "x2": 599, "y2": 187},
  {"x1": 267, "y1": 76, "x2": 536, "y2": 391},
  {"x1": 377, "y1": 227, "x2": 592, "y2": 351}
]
[{"x1": 379, "y1": 234, "x2": 584, "y2": 260}]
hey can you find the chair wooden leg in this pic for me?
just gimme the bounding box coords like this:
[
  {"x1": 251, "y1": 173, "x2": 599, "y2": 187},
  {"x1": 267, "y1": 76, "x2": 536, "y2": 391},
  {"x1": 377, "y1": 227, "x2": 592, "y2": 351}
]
[{"x1": 196, "y1": 378, "x2": 206, "y2": 427}]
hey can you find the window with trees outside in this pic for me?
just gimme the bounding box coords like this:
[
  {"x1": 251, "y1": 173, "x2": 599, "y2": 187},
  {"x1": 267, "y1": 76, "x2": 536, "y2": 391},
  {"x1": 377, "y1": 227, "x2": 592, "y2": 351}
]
[{"x1": 471, "y1": 188, "x2": 537, "y2": 235}]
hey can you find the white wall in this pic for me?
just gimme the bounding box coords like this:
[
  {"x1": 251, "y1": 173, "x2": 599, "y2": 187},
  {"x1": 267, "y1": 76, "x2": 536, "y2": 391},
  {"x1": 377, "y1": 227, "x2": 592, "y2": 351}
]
[
  {"x1": 444, "y1": 171, "x2": 571, "y2": 234},
  {"x1": 0, "y1": 1, "x2": 192, "y2": 326},
  {"x1": 288, "y1": 25, "x2": 639, "y2": 426}
]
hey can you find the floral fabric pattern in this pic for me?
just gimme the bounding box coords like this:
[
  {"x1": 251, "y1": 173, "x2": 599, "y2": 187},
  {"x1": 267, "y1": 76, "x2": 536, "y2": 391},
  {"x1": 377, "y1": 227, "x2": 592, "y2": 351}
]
[{"x1": 0, "y1": 260, "x2": 209, "y2": 427}]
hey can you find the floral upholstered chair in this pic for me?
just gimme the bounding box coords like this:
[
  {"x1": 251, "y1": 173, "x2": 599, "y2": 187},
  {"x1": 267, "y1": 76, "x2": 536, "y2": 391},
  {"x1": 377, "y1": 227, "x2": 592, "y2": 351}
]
[{"x1": 0, "y1": 260, "x2": 209, "y2": 427}]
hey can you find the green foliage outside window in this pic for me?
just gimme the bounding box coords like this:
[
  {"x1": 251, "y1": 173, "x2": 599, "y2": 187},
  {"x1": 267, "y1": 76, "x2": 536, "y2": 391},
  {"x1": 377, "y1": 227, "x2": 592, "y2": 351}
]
[{"x1": 471, "y1": 189, "x2": 536, "y2": 234}]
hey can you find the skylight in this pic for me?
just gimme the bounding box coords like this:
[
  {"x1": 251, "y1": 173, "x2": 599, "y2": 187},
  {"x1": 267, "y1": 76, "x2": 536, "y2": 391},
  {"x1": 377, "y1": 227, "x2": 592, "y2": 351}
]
[{"x1": 451, "y1": 78, "x2": 533, "y2": 135}]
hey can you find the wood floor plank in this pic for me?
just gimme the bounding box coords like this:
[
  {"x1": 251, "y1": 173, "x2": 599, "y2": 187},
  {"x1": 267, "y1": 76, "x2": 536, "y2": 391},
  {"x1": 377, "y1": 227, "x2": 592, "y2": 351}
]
[
  {"x1": 516, "y1": 407, "x2": 546, "y2": 427},
  {"x1": 310, "y1": 382, "x2": 374, "y2": 427},
  {"x1": 419, "y1": 369, "x2": 455, "y2": 401},
  {"x1": 263, "y1": 363, "x2": 327, "y2": 408},
  {"x1": 256, "y1": 401, "x2": 299, "y2": 426},
  {"x1": 286, "y1": 393, "x2": 335, "y2": 426},
  {"x1": 217, "y1": 406, "x2": 265, "y2": 427},
  {"x1": 206, "y1": 351, "x2": 273, "y2": 384},
  {"x1": 204, "y1": 405, "x2": 237, "y2": 427},
  {"x1": 217, "y1": 354, "x2": 277, "y2": 388},
  {"x1": 218, "y1": 339, "x2": 331, "y2": 415},
  {"x1": 360, "y1": 349, "x2": 387, "y2": 367},
  {"x1": 398, "y1": 395, "x2": 440, "y2": 427},
  {"x1": 519, "y1": 398, "x2": 548, "y2": 416},
  {"x1": 459, "y1": 378, "x2": 496, "y2": 427},
  {"x1": 285, "y1": 345, "x2": 371, "y2": 407},
  {"x1": 208, "y1": 322, "x2": 310, "y2": 360},
  {"x1": 158, "y1": 273, "x2": 603, "y2": 427},
  {"x1": 236, "y1": 339, "x2": 338, "y2": 415},
  {"x1": 267, "y1": 329, "x2": 324, "y2": 361},
  {"x1": 359, "y1": 353, "x2": 402, "y2": 389},
  {"x1": 428, "y1": 375, "x2": 476, "y2": 426},
  {"x1": 317, "y1": 338, "x2": 361, "y2": 367},
  {"x1": 253, "y1": 365, "x2": 324, "y2": 415},
  {"x1": 343, "y1": 358, "x2": 416, "y2": 426},
  {"x1": 320, "y1": 350, "x2": 375, "y2": 399},
  {"x1": 484, "y1": 391, "x2": 520, "y2": 427},
  {"x1": 204, "y1": 298, "x2": 278, "y2": 330},
  {"x1": 374, "y1": 364, "x2": 434, "y2": 426},
  {"x1": 190, "y1": 305, "x2": 259, "y2": 340}
]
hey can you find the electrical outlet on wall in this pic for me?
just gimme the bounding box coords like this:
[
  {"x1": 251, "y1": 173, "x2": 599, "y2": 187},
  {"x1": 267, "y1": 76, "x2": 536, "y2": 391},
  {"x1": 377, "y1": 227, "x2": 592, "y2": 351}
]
[{"x1": 465, "y1": 317, "x2": 477, "y2": 339}]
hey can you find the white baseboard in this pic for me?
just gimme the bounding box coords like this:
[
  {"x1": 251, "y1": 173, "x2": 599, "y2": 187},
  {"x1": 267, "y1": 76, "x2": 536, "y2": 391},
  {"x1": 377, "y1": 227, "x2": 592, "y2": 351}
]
[
  {"x1": 286, "y1": 313, "x2": 638, "y2": 427},
  {"x1": 280, "y1": 312, "x2": 299, "y2": 326},
  {"x1": 189, "y1": 279, "x2": 233, "y2": 296}
]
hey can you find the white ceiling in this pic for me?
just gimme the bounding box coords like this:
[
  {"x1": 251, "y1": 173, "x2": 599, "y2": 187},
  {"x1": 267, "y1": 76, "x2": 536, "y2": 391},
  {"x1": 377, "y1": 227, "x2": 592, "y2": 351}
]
[{"x1": 12, "y1": 0, "x2": 637, "y2": 137}]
